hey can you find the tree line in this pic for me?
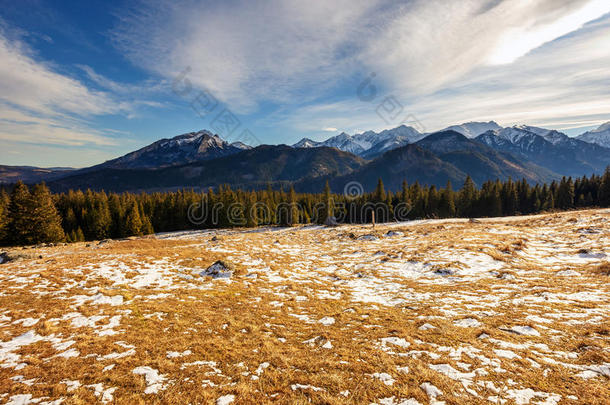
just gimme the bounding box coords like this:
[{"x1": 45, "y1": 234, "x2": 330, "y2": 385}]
[{"x1": 1, "y1": 168, "x2": 610, "y2": 246}]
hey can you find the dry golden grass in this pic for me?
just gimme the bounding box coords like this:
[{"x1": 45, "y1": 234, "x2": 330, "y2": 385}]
[
  {"x1": 0, "y1": 209, "x2": 609, "y2": 404},
  {"x1": 592, "y1": 262, "x2": 610, "y2": 276}
]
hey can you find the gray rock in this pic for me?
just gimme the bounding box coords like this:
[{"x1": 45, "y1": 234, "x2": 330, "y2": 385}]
[
  {"x1": 325, "y1": 216, "x2": 339, "y2": 227},
  {"x1": 357, "y1": 234, "x2": 378, "y2": 241},
  {"x1": 199, "y1": 260, "x2": 235, "y2": 279},
  {"x1": 0, "y1": 251, "x2": 38, "y2": 264},
  {"x1": 384, "y1": 231, "x2": 404, "y2": 237}
]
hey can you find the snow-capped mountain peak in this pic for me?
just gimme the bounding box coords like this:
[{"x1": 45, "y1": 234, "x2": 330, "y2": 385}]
[
  {"x1": 230, "y1": 141, "x2": 253, "y2": 150},
  {"x1": 292, "y1": 125, "x2": 423, "y2": 158},
  {"x1": 100, "y1": 129, "x2": 247, "y2": 169},
  {"x1": 511, "y1": 125, "x2": 569, "y2": 145},
  {"x1": 441, "y1": 121, "x2": 502, "y2": 138},
  {"x1": 293, "y1": 138, "x2": 321, "y2": 148},
  {"x1": 594, "y1": 121, "x2": 610, "y2": 132},
  {"x1": 577, "y1": 122, "x2": 610, "y2": 148}
]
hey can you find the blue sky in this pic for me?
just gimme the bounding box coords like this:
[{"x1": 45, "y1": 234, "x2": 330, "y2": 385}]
[{"x1": 1, "y1": 0, "x2": 610, "y2": 167}]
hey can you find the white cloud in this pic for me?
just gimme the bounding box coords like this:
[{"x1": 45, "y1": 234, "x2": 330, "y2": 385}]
[
  {"x1": 0, "y1": 26, "x2": 170, "y2": 162},
  {"x1": 112, "y1": 0, "x2": 377, "y2": 112},
  {"x1": 487, "y1": 0, "x2": 610, "y2": 65},
  {"x1": 323, "y1": 127, "x2": 338, "y2": 132},
  {"x1": 0, "y1": 29, "x2": 128, "y2": 152},
  {"x1": 0, "y1": 34, "x2": 118, "y2": 118},
  {"x1": 269, "y1": 13, "x2": 610, "y2": 141},
  {"x1": 362, "y1": 0, "x2": 610, "y2": 94},
  {"x1": 112, "y1": 0, "x2": 610, "y2": 135}
]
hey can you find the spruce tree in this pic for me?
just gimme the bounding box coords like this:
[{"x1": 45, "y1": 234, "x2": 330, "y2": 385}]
[
  {"x1": 319, "y1": 180, "x2": 334, "y2": 224},
  {"x1": 75, "y1": 227, "x2": 85, "y2": 242},
  {"x1": 84, "y1": 191, "x2": 111, "y2": 240},
  {"x1": 439, "y1": 181, "x2": 456, "y2": 218},
  {"x1": 8, "y1": 181, "x2": 35, "y2": 245},
  {"x1": 374, "y1": 178, "x2": 386, "y2": 202},
  {"x1": 29, "y1": 183, "x2": 65, "y2": 244},
  {"x1": 599, "y1": 167, "x2": 610, "y2": 207},
  {"x1": 427, "y1": 186, "x2": 439, "y2": 217},
  {"x1": 400, "y1": 180, "x2": 409, "y2": 203},
  {"x1": 141, "y1": 214, "x2": 154, "y2": 235},
  {"x1": 458, "y1": 176, "x2": 476, "y2": 217},
  {"x1": 245, "y1": 192, "x2": 258, "y2": 227},
  {"x1": 124, "y1": 201, "x2": 143, "y2": 236},
  {"x1": 0, "y1": 189, "x2": 9, "y2": 244},
  {"x1": 288, "y1": 185, "x2": 299, "y2": 226},
  {"x1": 556, "y1": 177, "x2": 575, "y2": 209}
]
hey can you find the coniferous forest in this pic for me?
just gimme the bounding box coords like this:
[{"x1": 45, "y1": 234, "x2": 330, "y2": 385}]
[{"x1": 1, "y1": 168, "x2": 610, "y2": 246}]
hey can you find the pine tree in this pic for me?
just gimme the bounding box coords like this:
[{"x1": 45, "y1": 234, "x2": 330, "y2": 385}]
[
  {"x1": 491, "y1": 181, "x2": 503, "y2": 216},
  {"x1": 29, "y1": 183, "x2": 65, "y2": 243},
  {"x1": 8, "y1": 181, "x2": 35, "y2": 245},
  {"x1": 141, "y1": 214, "x2": 154, "y2": 235},
  {"x1": 0, "y1": 189, "x2": 9, "y2": 244},
  {"x1": 458, "y1": 176, "x2": 476, "y2": 217},
  {"x1": 83, "y1": 191, "x2": 111, "y2": 240},
  {"x1": 319, "y1": 180, "x2": 334, "y2": 224},
  {"x1": 374, "y1": 178, "x2": 386, "y2": 202},
  {"x1": 75, "y1": 227, "x2": 85, "y2": 242},
  {"x1": 427, "y1": 186, "x2": 439, "y2": 218},
  {"x1": 288, "y1": 185, "x2": 299, "y2": 226},
  {"x1": 556, "y1": 177, "x2": 575, "y2": 209},
  {"x1": 124, "y1": 201, "x2": 143, "y2": 236},
  {"x1": 599, "y1": 167, "x2": 610, "y2": 207},
  {"x1": 501, "y1": 178, "x2": 519, "y2": 215},
  {"x1": 400, "y1": 180, "x2": 409, "y2": 203},
  {"x1": 438, "y1": 181, "x2": 456, "y2": 218},
  {"x1": 245, "y1": 192, "x2": 258, "y2": 227},
  {"x1": 108, "y1": 193, "x2": 124, "y2": 237}
]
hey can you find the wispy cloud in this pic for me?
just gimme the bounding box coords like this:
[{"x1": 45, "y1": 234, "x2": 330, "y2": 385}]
[
  {"x1": 0, "y1": 24, "x2": 169, "y2": 156},
  {"x1": 111, "y1": 0, "x2": 610, "y2": 135},
  {"x1": 111, "y1": 0, "x2": 377, "y2": 112}
]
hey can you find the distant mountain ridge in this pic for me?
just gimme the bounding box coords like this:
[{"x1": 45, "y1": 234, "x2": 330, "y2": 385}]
[
  {"x1": 2, "y1": 120, "x2": 609, "y2": 193},
  {"x1": 293, "y1": 125, "x2": 425, "y2": 159},
  {"x1": 476, "y1": 125, "x2": 610, "y2": 177},
  {"x1": 577, "y1": 122, "x2": 610, "y2": 148},
  {"x1": 94, "y1": 130, "x2": 247, "y2": 170},
  {"x1": 48, "y1": 145, "x2": 366, "y2": 192},
  {"x1": 0, "y1": 166, "x2": 76, "y2": 185},
  {"x1": 441, "y1": 121, "x2": 503, "y2": 138}
]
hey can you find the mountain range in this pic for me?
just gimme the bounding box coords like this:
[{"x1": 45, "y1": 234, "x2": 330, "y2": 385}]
[
  {"x1": 1, "y1": 121, "x2": 609, "y2": 193},
  {"x1": 93, "y1": 130, "x2": 251, "y2": 170},
  {"x1": 577, "y1": 122, "x2": 610, "y2": 148}
]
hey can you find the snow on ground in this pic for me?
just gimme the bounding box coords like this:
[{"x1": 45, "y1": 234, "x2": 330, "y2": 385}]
[{"x1": 0, "y1": 209, "x2": 609, "y2": 403}]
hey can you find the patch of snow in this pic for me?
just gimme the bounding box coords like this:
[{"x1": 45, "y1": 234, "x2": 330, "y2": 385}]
[
  {"x1": 505, "y1": 388, "x2": 561, "y2": 405},
  {"x1": 132, "y1": 366, "x2": 169, "y2": 394},
  {"x1": 380, "y1": 337, "x2": 410, "y2": 349},
  {"x1": 502, "y1": 325, "x2": 540, "y2": 336},
  {"x1": 494, "y1": 349, "x2": 521, "y2": 359},
  {"x1": 318, "y1": 316, "x2": 335, "y2": 326},
  {"x1": 291, "y1": 384, "x2": 325, "y2": 392},
  {"x1": 371, "y1": 372, "x2": 395, "y2": 386},
  {"x1": 216, "y1": 394, "x2": 235, "y2": 405},
  {"x1": 454, "y1": 318, "x2": 481, "y2": 327},
  {"x1": 166, "y1": 349, "x2": 191, "y2": 359}
]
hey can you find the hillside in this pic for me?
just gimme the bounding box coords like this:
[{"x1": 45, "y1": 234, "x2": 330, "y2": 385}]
[
  {"x1": 0, "y1": 210, "x2": 608, "y2": 403},
  {"x1": 49, "y1": 145, "x2": 366, "y2": 192}
]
